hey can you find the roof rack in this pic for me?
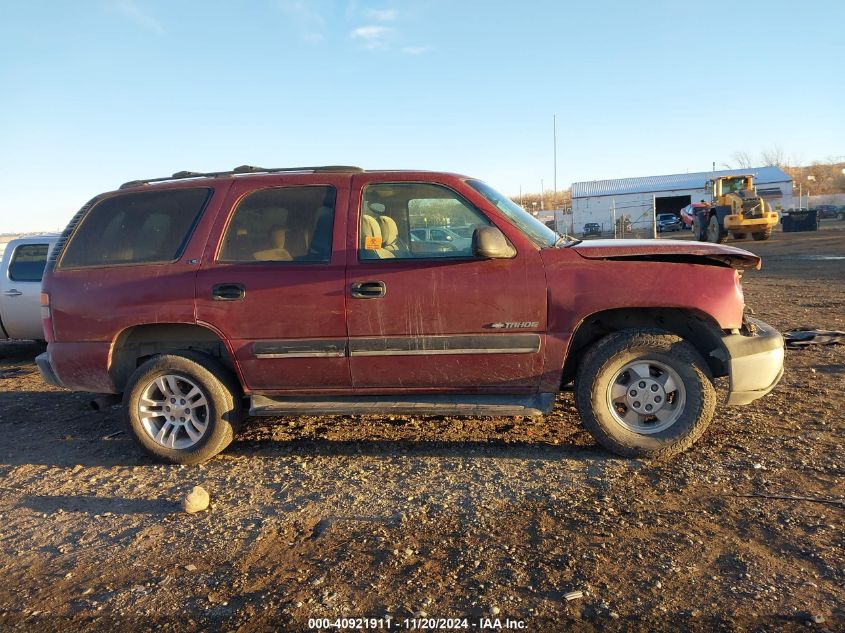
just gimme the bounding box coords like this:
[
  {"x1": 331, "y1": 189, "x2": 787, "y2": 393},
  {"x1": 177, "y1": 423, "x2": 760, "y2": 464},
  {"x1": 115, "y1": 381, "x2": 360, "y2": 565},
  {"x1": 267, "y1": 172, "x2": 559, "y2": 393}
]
[{"x1": 119, "y1": 165, "x2": 364, "y2": 189}]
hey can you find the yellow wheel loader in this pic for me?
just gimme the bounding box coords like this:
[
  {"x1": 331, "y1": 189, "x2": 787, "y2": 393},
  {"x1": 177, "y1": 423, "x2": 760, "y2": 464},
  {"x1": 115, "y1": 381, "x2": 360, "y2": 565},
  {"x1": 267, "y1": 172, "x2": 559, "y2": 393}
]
[{"x1": 693, "y1": 175, "x2": 779, "y2": 243}]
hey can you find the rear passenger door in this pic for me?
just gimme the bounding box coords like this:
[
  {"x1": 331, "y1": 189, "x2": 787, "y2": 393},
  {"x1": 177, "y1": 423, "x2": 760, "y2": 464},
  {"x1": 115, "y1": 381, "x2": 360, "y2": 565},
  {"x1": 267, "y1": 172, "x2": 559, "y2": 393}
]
[
  {"x1": 195, "y1": 176, "x2": 351, "y2": 393},
  {"x1": 0, "y1": 240, "x2": 53, "y2": 340}
]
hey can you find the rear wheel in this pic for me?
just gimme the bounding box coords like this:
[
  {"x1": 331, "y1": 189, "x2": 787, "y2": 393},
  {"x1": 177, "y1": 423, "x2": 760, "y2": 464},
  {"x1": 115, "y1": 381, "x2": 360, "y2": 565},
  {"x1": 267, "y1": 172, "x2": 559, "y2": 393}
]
[
  {"x1": 707, "y1": 215, "x2": 728, "y2": 244},
  {"x1": 124, "y1": 351, "x2": 243, "y2": 464},
  {"x1": 575, "y1": 330, "x2": 716, "y2": 458},
  {"x1": 751, "y1": 229, "x2": 772, "y2": 241}
]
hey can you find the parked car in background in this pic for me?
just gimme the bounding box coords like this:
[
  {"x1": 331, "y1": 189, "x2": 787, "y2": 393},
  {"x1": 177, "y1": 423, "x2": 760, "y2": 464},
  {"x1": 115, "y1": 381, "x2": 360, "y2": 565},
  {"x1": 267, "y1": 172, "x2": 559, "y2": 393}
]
[
  {"x1": 656, "y1": 213, "x2": 682, "y2": 232},
  {"x1": 679, "y1": 202, "x2": 708, "y2": 230},
  {"x1": 1, "y1": 235, "x2": 59, "y2": 341},
  {"x1": 409, "y1": 226, "x2": 472, "y2": 253},
  {"x1": 813, "y1": 204, "x2": 842, "y2": 220},
  {"x1": 38, "y1": 165, "x2": 783, "y2": 464},
  {"x1": 582, "y1": 222, "x2": 602, "y2": 237}
]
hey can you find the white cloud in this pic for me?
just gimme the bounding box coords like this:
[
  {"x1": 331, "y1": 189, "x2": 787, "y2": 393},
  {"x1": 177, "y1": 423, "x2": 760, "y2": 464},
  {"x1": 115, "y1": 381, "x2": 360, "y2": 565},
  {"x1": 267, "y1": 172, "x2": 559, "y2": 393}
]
[
  {"x1": 368, "y1": 8, "x2": 397, "y2": 21},
  {"x1": 112, "y1": 0, "x2": 164, "y2": 35},
  {"x1": 350, "y1": 25, "x2": 393, "y2": 49},
  {"x1": 402, "y1": 46, "x2": 430, "y2": 55},
  {"x1": 278, "y1": 0, "x2": 326, "y2": 43}
]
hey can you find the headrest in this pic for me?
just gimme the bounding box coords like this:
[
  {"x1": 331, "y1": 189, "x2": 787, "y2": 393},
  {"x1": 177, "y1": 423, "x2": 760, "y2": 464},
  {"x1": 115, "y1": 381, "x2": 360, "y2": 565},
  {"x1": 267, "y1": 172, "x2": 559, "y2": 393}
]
[
  {"x1": 361, "y1": 214, "x2": 382, "y2": 239},
  {"x1": 377, "y1": 215, "x2": 398, "y2": 246}
]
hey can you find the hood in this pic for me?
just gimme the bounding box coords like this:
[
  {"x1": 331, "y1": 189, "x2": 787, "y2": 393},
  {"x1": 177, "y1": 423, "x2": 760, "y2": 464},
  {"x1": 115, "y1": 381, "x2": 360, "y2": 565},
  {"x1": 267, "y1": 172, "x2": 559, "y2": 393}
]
[{"x1": 571, "y1": 239, "x2": 761, "y2": 270}]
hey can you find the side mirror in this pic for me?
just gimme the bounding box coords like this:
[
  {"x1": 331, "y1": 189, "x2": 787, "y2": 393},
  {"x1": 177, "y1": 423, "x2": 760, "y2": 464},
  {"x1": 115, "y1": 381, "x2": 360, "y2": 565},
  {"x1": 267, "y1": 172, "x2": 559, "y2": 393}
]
[{"x1": 472, "y1": 226, "x2": 516, "y2": 259}]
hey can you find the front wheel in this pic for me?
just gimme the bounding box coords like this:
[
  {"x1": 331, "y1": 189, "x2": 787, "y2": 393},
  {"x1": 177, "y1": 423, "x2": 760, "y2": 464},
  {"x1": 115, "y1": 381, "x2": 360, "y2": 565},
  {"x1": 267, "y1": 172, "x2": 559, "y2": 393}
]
[
  {"x1": 574, "y1": 330, "x2": 716, "y2": 458},
  {"x1": 707, "y1": 215, "x2": 728, "y2": 244},
  {"x1": 693, "y1": 214, "x2": 708, "y2": 241},
  {"x1": 751, "y1": 229, "x2": 772, "y2": 241},
  {"x1": 124, "y1": 351, "x2": 243, "y2": 464}
]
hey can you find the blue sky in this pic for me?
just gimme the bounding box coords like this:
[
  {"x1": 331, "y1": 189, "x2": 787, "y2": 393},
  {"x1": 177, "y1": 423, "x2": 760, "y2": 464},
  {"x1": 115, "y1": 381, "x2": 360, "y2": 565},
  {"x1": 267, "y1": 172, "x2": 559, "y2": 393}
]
[{"x1": 1, "y1": 0, "x2": 843, "y2": 232}]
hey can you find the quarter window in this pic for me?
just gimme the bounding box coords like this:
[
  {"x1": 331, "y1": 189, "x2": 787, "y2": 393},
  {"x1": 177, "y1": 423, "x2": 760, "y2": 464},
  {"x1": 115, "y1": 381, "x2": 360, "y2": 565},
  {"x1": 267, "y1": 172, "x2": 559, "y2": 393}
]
[
  {"x1": 9, "y1": 243, "x2": 50, "y2": 282},
  {"x1": 219, "y1": 186, "x2": 336, "y2": 263},
  {"x1": 359, "y1": 183, "x2": 491, "y2": 260},
  {"x1": 60, "y1": 189, "x2": 210, "y2": 268}
]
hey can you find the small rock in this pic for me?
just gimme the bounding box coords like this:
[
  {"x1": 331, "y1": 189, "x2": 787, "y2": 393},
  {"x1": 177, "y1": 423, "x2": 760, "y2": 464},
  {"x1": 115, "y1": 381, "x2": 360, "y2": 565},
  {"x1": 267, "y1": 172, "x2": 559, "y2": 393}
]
[
  {"x1": 182, "y1": 486, "x2": 210, "y2": 514},
  {"x1": 184, "y1": 564, "x2": 197, "y2": 572},
  {"x1": 490, "y1": 606, "x2": 500, "y2": 615},
  {"x1": 609, "y1": 611, "x2": 620, "y2": 620},
  {"x1": 404, "y1": 548, "x2": 414, "y2": 557},
  {"x1": 564, "y1": 590, "x2": 584, "y2": 601},
  {"x1": 655, "y1": 581, "x2": 662, "y2": 589},
  {"x1": 811, "y1": 615, "x2": 826, "y2": 624},
  {"x1": 753, "y1": 463, "x2": 763, "y2": 470}
]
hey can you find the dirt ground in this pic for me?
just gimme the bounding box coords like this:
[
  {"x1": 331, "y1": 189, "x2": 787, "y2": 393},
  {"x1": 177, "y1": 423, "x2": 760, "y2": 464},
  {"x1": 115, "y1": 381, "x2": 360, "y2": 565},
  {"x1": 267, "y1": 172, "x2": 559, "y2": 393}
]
[{"x1": 1, "y1": 223, "x2": 843, "y2": 632}]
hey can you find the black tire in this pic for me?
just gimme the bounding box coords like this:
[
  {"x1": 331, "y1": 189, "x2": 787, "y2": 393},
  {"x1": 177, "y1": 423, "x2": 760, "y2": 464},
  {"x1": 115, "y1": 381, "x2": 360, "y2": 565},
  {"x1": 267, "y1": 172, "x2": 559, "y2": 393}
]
[
  {"x1": 751, "y1": 229, "x2": 772, "y2": 241},
  {"x1": 123, "y1": 351, "x2": 243, "y2": 464},
  {"x1": 707, "y1": 215, "x2": 728, "y2": 244},
  {"x1": 733, "y1": 232, "x2": 746, "y2": 239},
  {"x1": 574, "y1": 330, "x2": 717, "y2": 458},
  {"x1": 693, "y1": 213, "x2": 708, "y2": 241}
]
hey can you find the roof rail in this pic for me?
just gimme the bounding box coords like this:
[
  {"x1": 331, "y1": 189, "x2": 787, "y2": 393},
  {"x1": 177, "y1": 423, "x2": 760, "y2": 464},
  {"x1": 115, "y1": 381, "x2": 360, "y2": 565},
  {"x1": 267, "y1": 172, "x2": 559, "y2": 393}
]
[{"x1": 119, "y1": 165, "x2": 364, "y2": 189}]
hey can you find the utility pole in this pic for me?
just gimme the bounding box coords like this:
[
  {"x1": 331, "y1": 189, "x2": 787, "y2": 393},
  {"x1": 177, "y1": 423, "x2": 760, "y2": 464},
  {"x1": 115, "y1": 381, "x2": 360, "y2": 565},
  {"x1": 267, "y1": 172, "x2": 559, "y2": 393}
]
[
  {"x1": 612, "y1": 198, "x2": 617, "y2": 239},
  {"x1": 652, "y1": 194, "x2": 658, "y2": 239},
  {"x1": 553, "y1": 114, "x2": 557, "y2": 197},
  {"x1": 540, "y1": 179, "x2": 544, "y2": 210}
]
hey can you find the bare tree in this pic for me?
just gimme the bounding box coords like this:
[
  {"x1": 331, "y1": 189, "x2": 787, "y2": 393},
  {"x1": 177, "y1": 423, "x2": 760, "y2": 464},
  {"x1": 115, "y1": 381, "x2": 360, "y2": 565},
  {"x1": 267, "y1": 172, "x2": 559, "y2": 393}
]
[
  {"x1": 760, "y1": 145, "x2": 786, "y2": 167},
  {"x1": 731, "y1": 151, "x2": 754, "y2": 169}
]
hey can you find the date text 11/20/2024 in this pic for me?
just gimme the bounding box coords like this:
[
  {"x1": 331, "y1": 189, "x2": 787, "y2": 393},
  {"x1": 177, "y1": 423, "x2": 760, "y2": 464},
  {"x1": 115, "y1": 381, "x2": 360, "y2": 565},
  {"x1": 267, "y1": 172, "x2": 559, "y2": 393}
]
[{"x1": 307, "y1": 617, "x2": 527, "y2": 630}]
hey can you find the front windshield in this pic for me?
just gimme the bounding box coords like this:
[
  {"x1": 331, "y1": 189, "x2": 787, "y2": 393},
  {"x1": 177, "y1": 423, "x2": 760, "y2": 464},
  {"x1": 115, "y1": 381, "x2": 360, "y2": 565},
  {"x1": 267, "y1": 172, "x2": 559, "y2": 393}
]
[{"x1": 465, "y1": 179, "x2": 558, "y2": 248}]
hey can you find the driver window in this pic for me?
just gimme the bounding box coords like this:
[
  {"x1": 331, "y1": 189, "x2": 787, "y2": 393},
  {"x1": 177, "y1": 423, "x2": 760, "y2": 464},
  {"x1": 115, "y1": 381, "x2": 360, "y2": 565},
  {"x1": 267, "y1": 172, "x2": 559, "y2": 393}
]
[{"x1": 359, "y1": 183, "x2": 491, "y2": 260}]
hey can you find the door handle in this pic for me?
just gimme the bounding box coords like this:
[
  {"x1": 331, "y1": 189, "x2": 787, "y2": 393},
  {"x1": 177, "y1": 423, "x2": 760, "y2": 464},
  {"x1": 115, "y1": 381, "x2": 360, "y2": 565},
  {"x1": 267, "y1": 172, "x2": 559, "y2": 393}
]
[
  {"x1": 350, "y1": 281, "x2": 386, "y2": 299},
  {"x1": 212, "y1": 283, "x2": 246, "y2": 301},
  {"x1": 3, "y1": 289, "x2": 23, "y2": 297}
]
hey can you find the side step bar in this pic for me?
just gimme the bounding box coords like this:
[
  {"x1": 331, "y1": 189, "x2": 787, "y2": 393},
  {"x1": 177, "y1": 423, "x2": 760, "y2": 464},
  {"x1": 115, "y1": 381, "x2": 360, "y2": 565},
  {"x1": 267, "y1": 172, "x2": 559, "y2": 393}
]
[{"x1": 249, "y1": 393, "x2": 555, "y2": 417}]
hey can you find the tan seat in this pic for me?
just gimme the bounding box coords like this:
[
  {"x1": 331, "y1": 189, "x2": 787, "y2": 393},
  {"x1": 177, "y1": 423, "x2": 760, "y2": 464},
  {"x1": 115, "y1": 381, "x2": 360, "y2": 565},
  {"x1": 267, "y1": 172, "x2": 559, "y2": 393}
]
[
  {"x1": 361, "y1": 214, "x2": 394, "y2": 259},
  {"x1": 377, "y1": 216, "x2": 398, "y2": 249},
  {"x1": 254, "y1": 227, "x2": 293, "y2": 261}
]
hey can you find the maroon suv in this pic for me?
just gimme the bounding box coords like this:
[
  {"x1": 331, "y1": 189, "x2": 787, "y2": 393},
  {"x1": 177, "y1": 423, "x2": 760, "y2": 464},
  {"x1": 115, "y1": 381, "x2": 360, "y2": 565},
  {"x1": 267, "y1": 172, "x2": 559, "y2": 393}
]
[{"x1": 37, "y1": 165, "x2": 784, "y2": 463}]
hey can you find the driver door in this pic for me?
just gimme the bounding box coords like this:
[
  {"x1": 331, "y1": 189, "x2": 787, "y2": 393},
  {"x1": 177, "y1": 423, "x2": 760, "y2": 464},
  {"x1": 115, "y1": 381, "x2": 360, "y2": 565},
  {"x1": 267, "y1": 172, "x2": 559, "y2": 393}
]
[{"x1": 345, "y1": 173, "x2": 548, "y2": 392}]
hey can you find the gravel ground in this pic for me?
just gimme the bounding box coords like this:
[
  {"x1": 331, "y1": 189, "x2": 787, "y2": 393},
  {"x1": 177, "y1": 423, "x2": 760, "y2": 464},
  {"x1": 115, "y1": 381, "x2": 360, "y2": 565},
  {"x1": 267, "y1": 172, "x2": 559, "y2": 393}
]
[{"x1": 0, "y1": 223, "x2": 843, "y2": 632}]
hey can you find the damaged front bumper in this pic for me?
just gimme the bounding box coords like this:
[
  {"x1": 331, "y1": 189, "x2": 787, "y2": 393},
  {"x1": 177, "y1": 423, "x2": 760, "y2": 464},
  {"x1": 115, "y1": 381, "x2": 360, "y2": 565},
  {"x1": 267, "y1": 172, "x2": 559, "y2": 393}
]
[{"x1": 720, "y1": 317, "x2": 784, "y2": 406}]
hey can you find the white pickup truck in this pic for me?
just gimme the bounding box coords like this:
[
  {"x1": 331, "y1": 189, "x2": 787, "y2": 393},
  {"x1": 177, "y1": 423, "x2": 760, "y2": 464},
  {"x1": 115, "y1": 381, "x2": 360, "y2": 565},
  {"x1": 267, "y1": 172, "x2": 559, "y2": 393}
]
[{"x1": 0, "y1": 235, "x2": 59, "y2": 341}]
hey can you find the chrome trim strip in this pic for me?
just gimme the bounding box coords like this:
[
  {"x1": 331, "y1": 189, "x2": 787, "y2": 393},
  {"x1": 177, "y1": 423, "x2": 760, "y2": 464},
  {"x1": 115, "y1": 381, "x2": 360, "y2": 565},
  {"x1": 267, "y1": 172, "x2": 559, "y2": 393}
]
[
  {"x1": 255, "y1": 351, "x2": 346, "y2": 359},
  {"x1": 349, "y1": 334, "x2": 540, "y2": 357},
  {"x1": 253, "y1": 339, "x2": 347, "y2": 359},
  {"x1": 350, "y1": 348, "x2": 537, "y2": 356},
  {"x1": 253, "y1": 334, "x2": 541, "y2": 359}
]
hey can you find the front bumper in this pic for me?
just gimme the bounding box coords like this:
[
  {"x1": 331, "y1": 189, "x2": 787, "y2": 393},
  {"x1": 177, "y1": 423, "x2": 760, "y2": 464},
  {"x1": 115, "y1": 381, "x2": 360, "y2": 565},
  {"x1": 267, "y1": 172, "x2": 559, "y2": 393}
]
[
  {"x1": 721, "y1": 318, "x2": 784, "y2": 406},
  {"x1": 36, "y1": 351, "x2": 65, "y2": 389},
  {"x1": 724, "y1": 212, "x2": 779, "y2": 231}
]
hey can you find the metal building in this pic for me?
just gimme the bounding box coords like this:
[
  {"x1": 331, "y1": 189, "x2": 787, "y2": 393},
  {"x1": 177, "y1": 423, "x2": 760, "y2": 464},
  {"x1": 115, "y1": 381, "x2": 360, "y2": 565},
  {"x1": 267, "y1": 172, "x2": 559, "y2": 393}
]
[{"x1": 570, "y1": 166, "x2": 793, "y2": 237}]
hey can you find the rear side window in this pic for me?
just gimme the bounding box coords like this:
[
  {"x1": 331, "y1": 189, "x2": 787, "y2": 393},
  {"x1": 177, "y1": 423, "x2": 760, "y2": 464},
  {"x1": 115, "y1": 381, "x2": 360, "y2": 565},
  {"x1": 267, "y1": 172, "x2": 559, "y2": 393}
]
[
  {"x1": 9, "y1": 243, "x2": 50, "y2": 282},
  {"x1": 59, "y1": 188, "x2": 210, "y2": 268},
  {"x1": 218, "y1": 186, "x2": 336, "y2": 263}
]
